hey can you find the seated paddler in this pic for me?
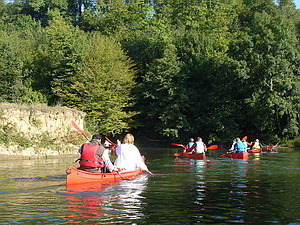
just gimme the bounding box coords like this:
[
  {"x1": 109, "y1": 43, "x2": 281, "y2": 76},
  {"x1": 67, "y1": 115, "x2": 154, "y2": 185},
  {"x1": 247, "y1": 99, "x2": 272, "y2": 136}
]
[
  {"x1": 114, "y1": 133, "x2": 148, "y2": 172},
  {"x1": 77, "y1": 133, "x2": 116, "y2": 173},
  {"x1": 233, "y1": 138, "x2": 246, "y2": 153},
  {"x1": 251, "y1": 139, "x2": 263, "y2": 150}
]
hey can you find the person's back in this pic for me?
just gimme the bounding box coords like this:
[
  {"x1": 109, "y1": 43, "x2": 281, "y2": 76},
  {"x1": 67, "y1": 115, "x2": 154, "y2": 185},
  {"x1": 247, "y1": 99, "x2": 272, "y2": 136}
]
[
  {"x1": 234, "y1": 138, "x2": 246, "y2": 153},
  {"x1": 114, "y1": 133, "x2": 148, "y2": 171},
  {"x1": 195, "y1": 137, "x2": 206, "y2": 153},
  {"x1": 77, "y1": 134, "x2": 115, "y2": 173},
  {"x1": 186, "y1": 138, "x2": 195, "y2": 152}
]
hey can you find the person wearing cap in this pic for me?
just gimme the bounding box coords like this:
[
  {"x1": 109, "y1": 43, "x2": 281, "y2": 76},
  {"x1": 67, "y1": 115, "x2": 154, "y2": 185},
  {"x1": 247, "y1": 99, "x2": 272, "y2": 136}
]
[
  {"x1": 77, "y1": 134, "x2": 116, "y2": 173},
  {"x1": 114, "y1": 133, "x2": 148, "y2": 172}
]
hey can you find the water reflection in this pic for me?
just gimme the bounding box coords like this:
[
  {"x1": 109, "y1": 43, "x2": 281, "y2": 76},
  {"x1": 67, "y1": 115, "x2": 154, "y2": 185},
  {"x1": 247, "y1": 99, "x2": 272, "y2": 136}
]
[
  {"x1": 0, "y1": 149, "x2": 299, "y2": 224},
  {"x1": 66, "y1": 175, "x2": 148, "y2": 224}
]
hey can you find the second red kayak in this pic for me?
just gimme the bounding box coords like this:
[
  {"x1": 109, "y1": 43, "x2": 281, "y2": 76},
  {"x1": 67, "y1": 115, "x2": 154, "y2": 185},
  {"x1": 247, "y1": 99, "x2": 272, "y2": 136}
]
[
  {"x1": 221, "y1": 151, "x2": 249, "y2": 159},
  {"x1": 248, "y1": 148, "x2": 262, "y2": 153}
]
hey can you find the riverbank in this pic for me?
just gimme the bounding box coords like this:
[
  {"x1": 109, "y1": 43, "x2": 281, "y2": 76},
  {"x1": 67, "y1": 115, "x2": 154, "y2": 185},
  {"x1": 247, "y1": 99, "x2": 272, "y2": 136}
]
[
  {"x1": 0, "y1": 143, "x2": 78, "y2": 158},
  {"x1": 0, "y1": 103, "x2": 86, "y2": 157}
]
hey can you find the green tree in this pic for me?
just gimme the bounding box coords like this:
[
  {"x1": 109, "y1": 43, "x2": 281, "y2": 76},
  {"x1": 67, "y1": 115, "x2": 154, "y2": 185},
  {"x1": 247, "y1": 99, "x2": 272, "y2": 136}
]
[
  {"x1": 19, "y1": 0, "x2": 68, "y2": 26},
  {"x1": 63, "y1": 34, "x2": 138, "y2": 135},
  {"x1": 77, "y1": 0, "x2": 152, "y2": 38},
  {"x1": 229, "y1": 0, "x2": 300, "y2": 140},
  {"x1": 277, "y1": 0, "x2": 300, "y2": 37},
  {"x1": 32, "y1": 18, "x2": 87, "y2": 104},
  {"x1": 0, "y1": 13, "x2": 46, "y2": 103},
  {"x1": 122, "y1": 1, "x2": 238, "y2": 142}
]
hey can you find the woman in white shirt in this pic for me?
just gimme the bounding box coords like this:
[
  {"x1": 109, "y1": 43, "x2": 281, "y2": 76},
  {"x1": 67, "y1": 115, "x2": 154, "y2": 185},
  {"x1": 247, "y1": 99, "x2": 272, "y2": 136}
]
[{"x1": 114, "y1": 133, "x2": 148, "y2": 172}]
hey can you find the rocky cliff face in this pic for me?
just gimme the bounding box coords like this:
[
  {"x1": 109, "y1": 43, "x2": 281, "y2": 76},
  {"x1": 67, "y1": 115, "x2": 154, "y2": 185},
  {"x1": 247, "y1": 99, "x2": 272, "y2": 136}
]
[{"x1": 0, "y1": 103, "x2": 86, "y2": 156}]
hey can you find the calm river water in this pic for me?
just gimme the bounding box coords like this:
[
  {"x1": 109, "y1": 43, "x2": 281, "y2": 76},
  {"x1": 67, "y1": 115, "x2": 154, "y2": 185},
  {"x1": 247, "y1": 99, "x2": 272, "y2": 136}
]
[{"x1": 0, "y1": 147, "x2": 299, "y2": 224}]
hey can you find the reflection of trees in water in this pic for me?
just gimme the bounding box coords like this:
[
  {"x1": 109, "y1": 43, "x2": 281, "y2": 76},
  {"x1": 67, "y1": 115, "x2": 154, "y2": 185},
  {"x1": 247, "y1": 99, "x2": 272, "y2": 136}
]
[{"x1": 67, "y1": 175, "x2": 148, "y2": 224}]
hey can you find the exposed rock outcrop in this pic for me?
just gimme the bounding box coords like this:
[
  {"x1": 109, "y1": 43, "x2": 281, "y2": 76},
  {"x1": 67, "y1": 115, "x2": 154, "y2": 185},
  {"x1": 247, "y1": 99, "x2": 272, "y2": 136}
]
[{"x1": 0, "y1": 103, "x2": 86, "y2": 156}]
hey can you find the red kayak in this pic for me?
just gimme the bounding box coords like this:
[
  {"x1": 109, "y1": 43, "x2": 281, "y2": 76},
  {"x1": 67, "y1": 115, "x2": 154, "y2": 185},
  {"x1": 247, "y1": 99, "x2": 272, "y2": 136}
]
[
  {"x1": 221, "y1": 151, "x2": 249, "y2": 159},
  {"x1": 66, "y1": 166, "x2": 143, "y2": 185},
  {"x1": 248, "y1": 148, "x2": 262, "y2": 153},
  {"x1": 174, "y1": 152, "x2": 206, "y2": 159}
]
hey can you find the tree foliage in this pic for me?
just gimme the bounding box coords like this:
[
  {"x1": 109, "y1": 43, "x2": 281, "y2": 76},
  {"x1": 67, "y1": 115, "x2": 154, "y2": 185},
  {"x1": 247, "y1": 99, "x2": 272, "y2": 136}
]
[
  {"x1": 65, "y1": 34, "x2": 138, "y2": 135},
  {"x1": 0, "y1": 0, "x2": 299, "y2": 143}
]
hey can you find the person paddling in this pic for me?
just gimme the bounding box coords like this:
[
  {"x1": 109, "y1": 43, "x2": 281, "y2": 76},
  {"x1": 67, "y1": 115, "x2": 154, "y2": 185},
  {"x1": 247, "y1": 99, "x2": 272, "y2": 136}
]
[
  {"x1": 77, "y1": 134, "x2": 117, "y2": 173},
  {"x1": 184, "y1": 138, "x2": 195, "y2": 152},
  {"x1": 191, "y1": 137, "x2": 207, "y2": 154},
  {"x1": 114, "y1": 133, "x2": 149, "y2": 172},
  {"x1": 233, "y1": 138, "x2": 246, "y2": 153},
  {"x1": 251, "y1": 139, "x2": 263, "y2": 150}
]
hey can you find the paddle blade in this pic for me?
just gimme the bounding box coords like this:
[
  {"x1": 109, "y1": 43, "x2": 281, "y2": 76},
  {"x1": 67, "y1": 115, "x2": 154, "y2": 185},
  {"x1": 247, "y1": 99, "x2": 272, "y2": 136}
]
[
  {"x1": 174, "y1": 152, "x2": 184, "y2": 157},
  {"x1": 207, "y1": 145, "x2": 218, "y2": 150},
  {"x1": 242, "y1": 136, "x2": 248, "y2": 141},
  {"x1": 170, "y1": 143, "x2": 187, "y2": 150},
  {"x1": 221, "y1": 153, "x2": 227, "y2": 157},
  {"x1": 170, "y1": 143, "x2": 183, "y2": 147},
  {"x1": 148, "y1": 171, "x2": 168, "y2": 176},
  {"x1": 266, "y1": 146, "x2": 273, "y2": 149},
  {"x1": 71, "y1": 121, "x2": 90, "y2": 141}
]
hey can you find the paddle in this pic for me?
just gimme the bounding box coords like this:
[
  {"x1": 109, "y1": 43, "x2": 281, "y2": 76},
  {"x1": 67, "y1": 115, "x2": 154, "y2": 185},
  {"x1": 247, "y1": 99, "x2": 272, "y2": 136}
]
[
  {"x1": 242, "y1": 136, "x2": 248, "y2": 142},
  {"x1": 147, "y1": 171, "x2": 168, "y2": 176},
  {"x1": 116, "y1": 171, "x2": 131, "y2": 180},
  {"x1": 207, "y1": 145, "x2": 218, "y2": 150},
  {"x1": 264, "y1": 142, "x2": 279, "y2": 149},
  {"x1": 71, "y1": 121, "x2": 90, "y2": 141},
  {"x1": 174, "y1": 144, "x2": 218, "y2": 156},
  {"x1": 170, "y1": 143, "x2": 187, "y2": 150},
  {"x1": 105, "y1": 136, "x2": 118, "y2": 147},
  {"x1": 174, "y1": 152, "x2": 185, "y2": 156}
]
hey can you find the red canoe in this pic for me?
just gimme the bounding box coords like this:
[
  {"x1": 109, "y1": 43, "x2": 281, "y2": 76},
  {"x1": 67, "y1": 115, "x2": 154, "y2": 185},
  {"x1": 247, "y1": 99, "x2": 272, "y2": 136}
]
[
  {"x1": 174, "y1": 152, "x2": 206, "y2": 159},
  {"x1": 182, "y1": 153, "x2": 206, "y2": 159},
  {"x1": 66, "y1": 166, "x2": 143, "y2": 185},
  {"x1": 248, "y1": 148, "x2": 262, "y2": 153},
  {"x1": 221, "y1": 151, "x2": 249, "y2": 159}
]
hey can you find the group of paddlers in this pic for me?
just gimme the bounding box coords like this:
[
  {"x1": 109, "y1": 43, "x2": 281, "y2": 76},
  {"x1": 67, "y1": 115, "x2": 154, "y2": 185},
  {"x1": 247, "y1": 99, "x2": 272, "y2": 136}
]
[
  {"x1": 229, "y1": 137, "x2": 263, "y2": 153},
  {"x1": 183, "y1": 137, "x2": 208, "y2": 153},
  {"x1": 76, "y1": 133, "x2": 149, "y2": 174},
  {"x1": 183, "y1": 136, "x2": 264, "y2": 154}
]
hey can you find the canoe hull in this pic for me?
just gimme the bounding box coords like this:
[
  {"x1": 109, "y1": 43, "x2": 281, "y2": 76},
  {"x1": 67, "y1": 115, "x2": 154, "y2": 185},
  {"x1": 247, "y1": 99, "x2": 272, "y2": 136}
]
[
  {"x1": 248, "y1": 148, "x2": 262, "y2": 153},
  {"x1": 221, "y1": 152, "x2": 249, "y2": 159},
  {"x1": 182, "y1": 153, "x2": 206, "y2": 159},
  {"x1": 66, "y1": 167, "x2": 143, "y2": 185}
]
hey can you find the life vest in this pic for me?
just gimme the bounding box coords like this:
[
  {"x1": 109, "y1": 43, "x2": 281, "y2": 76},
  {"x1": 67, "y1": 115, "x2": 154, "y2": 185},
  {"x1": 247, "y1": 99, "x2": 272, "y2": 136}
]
[
  {"x1": 252, "y1": 142, "x2": 261, "y2": 149},
  {"x1": 187, "y1": 142, "x2": 195, "y2": 150},
  {"x1": 234, "y1": 141, "x2": 246, "y2": 153},
  {"x1": 79, "y1": 143, "x2": 105, "y2": 168},
  {"x1": 195, "y1": 141, "x2": 205, "y2": 153}
]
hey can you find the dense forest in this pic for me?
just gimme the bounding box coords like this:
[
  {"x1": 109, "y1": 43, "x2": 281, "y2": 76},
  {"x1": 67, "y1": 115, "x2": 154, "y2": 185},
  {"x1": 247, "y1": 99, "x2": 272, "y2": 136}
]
[{"x1": 0, "y1": 0, "x2": 299, "y2": 145}]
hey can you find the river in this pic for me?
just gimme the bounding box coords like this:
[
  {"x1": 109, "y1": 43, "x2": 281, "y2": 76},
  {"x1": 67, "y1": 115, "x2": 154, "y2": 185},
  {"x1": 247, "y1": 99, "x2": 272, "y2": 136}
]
[{"x1": 0, "y1": 148, "x2": 299, "y2": 224}]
